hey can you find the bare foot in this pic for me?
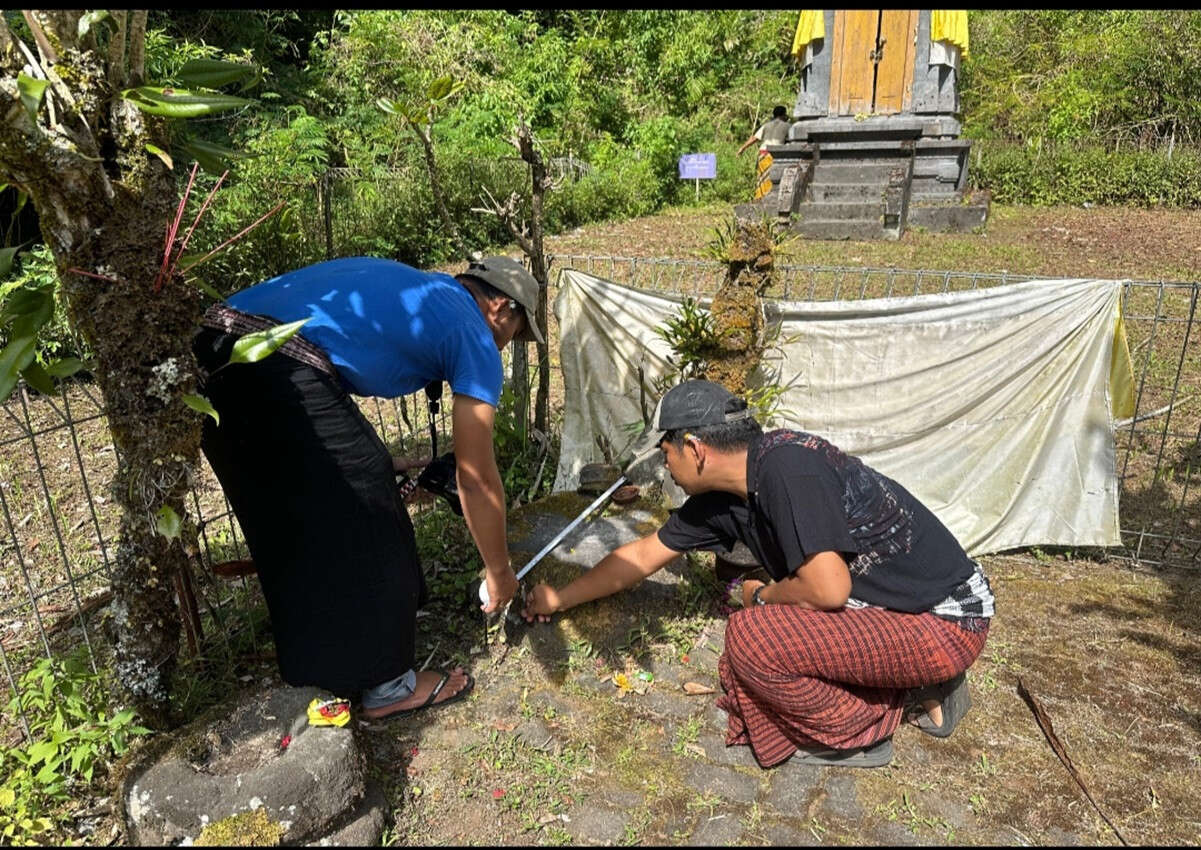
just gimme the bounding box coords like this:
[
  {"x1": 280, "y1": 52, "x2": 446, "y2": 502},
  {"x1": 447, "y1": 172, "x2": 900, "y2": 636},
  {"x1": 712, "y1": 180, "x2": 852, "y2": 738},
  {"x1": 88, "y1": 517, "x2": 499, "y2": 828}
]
[
  {"x1": 362, "y1": 667, "x2": 471, "y2": 719},
  {"x1": 921, "y1": 697, "x2": 943, "y2": 727}
]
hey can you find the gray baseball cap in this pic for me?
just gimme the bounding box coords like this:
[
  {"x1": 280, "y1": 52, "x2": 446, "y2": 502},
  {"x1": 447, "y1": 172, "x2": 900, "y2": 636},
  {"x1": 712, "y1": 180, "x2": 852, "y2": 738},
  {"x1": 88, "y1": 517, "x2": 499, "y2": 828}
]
[
  {"x1": 463, "y1": 255, "x2": 546, "y2": 345},
  {"x1": 624, "y1": 380, "x2": 751, "y2": 466}
]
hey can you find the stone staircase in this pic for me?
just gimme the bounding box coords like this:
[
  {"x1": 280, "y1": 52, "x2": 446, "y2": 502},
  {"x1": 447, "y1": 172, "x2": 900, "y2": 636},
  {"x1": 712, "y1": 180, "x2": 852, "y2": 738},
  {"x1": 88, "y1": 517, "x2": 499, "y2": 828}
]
[{"x1": 736, "y1": 132, "x2": 990, "y2": 241}]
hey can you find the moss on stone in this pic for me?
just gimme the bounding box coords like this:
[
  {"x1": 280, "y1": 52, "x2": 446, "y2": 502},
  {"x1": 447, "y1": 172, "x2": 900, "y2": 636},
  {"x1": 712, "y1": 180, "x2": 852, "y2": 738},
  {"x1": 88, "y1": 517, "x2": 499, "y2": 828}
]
[{"x1": 194, "y1": 808, "x2": 286, "y2": 847}]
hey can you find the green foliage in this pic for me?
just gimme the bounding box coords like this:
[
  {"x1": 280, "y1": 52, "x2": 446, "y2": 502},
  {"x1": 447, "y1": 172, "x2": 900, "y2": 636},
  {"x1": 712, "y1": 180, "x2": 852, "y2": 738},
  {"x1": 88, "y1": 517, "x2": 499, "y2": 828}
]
[
  {"x1": 109, "y1": 11, "x2": 799, "y2": 280},
  {"x1": 963, "y1": 10, "x2": 1201, "y2": 147},
  {"x1": 653, "y1": 291, "x2": 797, "y2": 426},
  {"x1": 122, "y1": 86, "x2": 253, "y2": 119},
  {"x1": 411, "y1": 506, "x2": 480, "y2": 607},
  {"x1": 27, "y1": 8, "x2": 1201, "y2": 302},
  {"x1": 492, "y1": 379, "x2": 557, "y2": 505},
  {"x1": 155, "y1": 504, "x2": 182, "y2": 540},
  {"x1": 0, "y1": 651, "x2": 151, "y2": 845},
  {"x1": 188, "y1": 108, "x2": 330, "y2": 292},
  {"x1": 16, "y1": 73, "x2": 48, "y2": 121},
  {"x1": 143, "y1": 27, "x2": 224, "y2": 85},
  {"x1": 227, "y1": 317, "x2": 311, "y2": 364},
  {"x1": 971, "y1": 141, "x2": 1201, "y2": 207},
  {"x1": 546, "y1": 153, "x2": 659, "y2": 226},
  {"x1": 0, "y1": 246, "x2": 91, "y2": 402},
  {"x1": 655, "y1": 297, "x2": 716, "y2": 381}
]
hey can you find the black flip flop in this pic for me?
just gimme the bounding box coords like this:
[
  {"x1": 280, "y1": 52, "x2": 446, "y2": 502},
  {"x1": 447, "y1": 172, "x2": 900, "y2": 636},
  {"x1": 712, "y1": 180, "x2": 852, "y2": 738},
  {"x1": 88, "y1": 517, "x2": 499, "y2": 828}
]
[
  {"x1": 787, "y1": 737, "x2": 893, "y2": 768},
  {"x1": 362, "y1": 670, "x2": 475, "y2": 721},
  {"x1": 911, "y1": 671, "x2": 971, "y2": 738}
]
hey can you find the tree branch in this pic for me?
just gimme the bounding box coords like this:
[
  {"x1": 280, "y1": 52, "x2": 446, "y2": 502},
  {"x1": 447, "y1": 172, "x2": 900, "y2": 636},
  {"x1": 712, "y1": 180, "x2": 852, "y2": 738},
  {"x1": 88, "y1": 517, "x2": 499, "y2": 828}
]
[
  {"x1": 108, "y1": 10, "x2": 129, "y2": 88},
  {"x1": 472, "y1": 186, "x2": 535, "y2": 256},
  {"x1": 128, "y1": 10, "x2": 147, "y2": 87},
  {"x1": 511, "y1": 119, "x2": 552, "y2": 433},
  {"x1": 46, "y1": 10, "x2": 81, "y2": 53},
  {"x1": 21, "y1": 11, "x2": 57, "y2": 64},
  {"x1": 409, "y1": 116, "x2": 473, "y2": 263}
]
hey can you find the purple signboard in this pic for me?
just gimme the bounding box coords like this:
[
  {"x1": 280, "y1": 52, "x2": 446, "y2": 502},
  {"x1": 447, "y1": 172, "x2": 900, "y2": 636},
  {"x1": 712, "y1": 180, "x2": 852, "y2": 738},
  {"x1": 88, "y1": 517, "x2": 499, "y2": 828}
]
[{"x1": 678, "y1": 153, "x2": 717, "y2": 180}]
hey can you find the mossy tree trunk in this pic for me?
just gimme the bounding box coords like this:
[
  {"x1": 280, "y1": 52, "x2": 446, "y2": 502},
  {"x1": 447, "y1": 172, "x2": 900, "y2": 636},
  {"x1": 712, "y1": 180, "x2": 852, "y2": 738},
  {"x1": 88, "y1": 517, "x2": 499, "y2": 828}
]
[
  {"x1": 705, "y1": 218, "x2": 776, "y2": 396},
  {"x1": 1, "y1": 11, "x2": 204, "y2": 727}
]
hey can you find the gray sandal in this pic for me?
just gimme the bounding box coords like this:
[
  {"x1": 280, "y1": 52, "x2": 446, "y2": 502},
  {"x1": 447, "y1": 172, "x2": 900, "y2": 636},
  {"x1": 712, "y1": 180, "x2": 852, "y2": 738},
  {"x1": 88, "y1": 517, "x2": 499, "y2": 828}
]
[
  {"x1": 788, "y1": 736, "x2": 893, "y2": 768},
  {"x1": 910, "y1": 671, "x2": 971, "y2": 738}
]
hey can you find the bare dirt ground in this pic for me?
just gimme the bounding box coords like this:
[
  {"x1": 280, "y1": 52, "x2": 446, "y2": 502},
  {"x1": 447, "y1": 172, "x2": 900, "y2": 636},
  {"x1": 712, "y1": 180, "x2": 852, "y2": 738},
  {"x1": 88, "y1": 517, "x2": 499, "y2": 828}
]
[{"x1": 3, "y1": 203, "x2": 1200, "y2": 845}]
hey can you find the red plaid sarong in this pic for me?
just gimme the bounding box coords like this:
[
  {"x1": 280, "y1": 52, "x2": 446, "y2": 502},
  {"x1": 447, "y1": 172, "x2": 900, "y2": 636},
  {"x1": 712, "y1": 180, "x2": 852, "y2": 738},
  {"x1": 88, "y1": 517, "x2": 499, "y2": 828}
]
[{"x1": 717, "y1": 605, "x2": 988, "y2": 767}]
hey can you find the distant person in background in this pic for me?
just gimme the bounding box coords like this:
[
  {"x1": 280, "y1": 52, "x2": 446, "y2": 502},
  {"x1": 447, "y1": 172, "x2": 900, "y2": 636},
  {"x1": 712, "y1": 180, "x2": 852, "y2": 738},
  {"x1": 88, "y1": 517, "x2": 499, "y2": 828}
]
[{"x1": 737, "y1": 105, "x2": 792, "y2": 200}]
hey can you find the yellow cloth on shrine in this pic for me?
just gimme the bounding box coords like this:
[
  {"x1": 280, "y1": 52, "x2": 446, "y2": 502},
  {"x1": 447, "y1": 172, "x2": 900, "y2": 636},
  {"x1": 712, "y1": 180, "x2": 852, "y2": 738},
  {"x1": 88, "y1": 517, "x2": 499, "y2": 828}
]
[
  {"x1": 754, "y1": 152, "x2": 774, "y2": 200},
  {"x1": 791, "y1": 11, "x2": 825, "y2": 58},
  {"x1": 931, "y1": 11, "x2": 969, "y2": 58}
]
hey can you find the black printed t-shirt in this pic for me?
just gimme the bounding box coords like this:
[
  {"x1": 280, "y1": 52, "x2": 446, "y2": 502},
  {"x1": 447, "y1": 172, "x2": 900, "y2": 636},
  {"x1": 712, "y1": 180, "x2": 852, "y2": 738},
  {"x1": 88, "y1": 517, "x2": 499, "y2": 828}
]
[{"x1": 657, "y1": 430, "x2": 975, "y2": 613}]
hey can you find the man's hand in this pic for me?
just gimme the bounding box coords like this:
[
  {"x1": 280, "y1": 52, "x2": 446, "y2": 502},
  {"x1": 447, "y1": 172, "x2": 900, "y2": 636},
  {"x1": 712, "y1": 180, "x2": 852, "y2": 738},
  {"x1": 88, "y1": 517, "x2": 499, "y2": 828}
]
[
  {"x1": 481, "y1": 566, "x2": 519, "y2": 615},
  {"x1": 521, "y1": 583, "x2": 562, "y2": 623},
  {"x1": 741, "y1": 578, "x2": 766, "y2": 608}
]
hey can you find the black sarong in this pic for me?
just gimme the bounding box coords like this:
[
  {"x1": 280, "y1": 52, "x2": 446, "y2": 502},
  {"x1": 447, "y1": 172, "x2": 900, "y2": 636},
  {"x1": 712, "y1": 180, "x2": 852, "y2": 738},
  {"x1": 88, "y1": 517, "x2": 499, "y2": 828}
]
[{"x1": 193, "y1": 327, "x2": 426, "y2": 696}]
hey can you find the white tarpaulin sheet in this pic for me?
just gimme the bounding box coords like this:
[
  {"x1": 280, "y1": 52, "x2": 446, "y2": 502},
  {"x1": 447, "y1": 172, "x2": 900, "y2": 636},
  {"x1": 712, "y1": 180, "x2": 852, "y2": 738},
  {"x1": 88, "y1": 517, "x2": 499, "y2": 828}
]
[{"x1": 553, "y1": 268, "x2": 1128, "y2": 556}]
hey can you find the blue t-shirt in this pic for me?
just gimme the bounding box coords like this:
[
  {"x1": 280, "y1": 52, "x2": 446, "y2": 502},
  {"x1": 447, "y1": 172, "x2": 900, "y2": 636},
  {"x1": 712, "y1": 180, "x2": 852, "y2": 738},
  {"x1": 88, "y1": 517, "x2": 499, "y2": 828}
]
[{"x1": 226, "y1": 257, "x2": 502, "y2": 404}]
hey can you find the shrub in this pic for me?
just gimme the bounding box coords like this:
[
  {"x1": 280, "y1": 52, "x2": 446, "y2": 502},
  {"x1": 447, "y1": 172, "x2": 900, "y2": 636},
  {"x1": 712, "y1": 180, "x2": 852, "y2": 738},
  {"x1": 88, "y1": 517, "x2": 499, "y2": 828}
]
[
  {"x1": 970, "y1": 142, "x2": 1201, "y2": 207},
  {"x1": 0, "y1": 650, "x2": 150, "y2": 845},
  {"x1": 547, "y1": 158, "x2": 660, "y2": 228}
]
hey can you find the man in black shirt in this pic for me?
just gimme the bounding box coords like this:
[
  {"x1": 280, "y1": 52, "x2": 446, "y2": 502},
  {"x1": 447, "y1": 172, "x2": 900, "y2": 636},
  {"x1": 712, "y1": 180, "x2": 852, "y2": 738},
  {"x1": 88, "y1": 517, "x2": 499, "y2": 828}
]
[{"x1": 522, "y1": 380, "x2": 994, "y2": 768}]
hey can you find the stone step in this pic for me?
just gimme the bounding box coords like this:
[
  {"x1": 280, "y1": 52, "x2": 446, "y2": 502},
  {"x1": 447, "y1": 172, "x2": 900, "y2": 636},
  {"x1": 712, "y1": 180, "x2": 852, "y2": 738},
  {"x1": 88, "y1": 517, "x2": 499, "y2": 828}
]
[
  {"x1": 911, "y1": 158, "x2": 963, "y2": 182},
  {"x1": 794, "y1": 200, "x2": 883, "y2": 219},
  {"x1": 808, "y1": 182, "x2": 886, "y2": 202},
  {"x1": 909, "y1": 190, "x2": 967, "y2": 204},
  {"x1": 908, "y1": 202, "x2": 990, "y2": 232},
  {"x1": 791, "y1": 219, "x2": 892, "y2": 241},
  {"x1": 810, "y1": 160, "x2": 907, "y2": 183}
]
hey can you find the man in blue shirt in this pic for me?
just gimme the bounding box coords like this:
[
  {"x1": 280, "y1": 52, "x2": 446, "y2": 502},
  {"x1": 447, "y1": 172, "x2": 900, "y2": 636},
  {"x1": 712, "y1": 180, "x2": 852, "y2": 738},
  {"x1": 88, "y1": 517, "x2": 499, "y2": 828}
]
[{"x1": 193, "y1": 255, "x2": 545, "y2": 720}]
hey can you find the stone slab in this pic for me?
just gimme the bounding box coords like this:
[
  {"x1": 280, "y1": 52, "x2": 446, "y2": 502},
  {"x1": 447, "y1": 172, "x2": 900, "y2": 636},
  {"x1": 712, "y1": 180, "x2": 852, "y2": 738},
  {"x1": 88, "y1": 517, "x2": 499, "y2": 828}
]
[
  {"x1": 510, "y1": 507, "x2": 659, "y2": 568},
  {"x1": 789, "y1": 220, "x2": 890, "y2": 241},
  {"x1": 307, "y1": 784, "x2": 388, "y2": 847},
  {"x1": 640, "y1": 688, "x2": 702, "y2": 722},
  {"x1": 907, "y1": 202, "x2": 989, "y2": 232},
  {"x1": 564, "y1": 803, "x2": 629, "y2": 845},
  {"x1": 123, "y1": 686, "x2": 371, "y2": 846},
  {"x1": 685, "y1": 812, "x2": 745, "y2": 846},
  {"x1": 697, "y1": 731, "x2": 755, "y2": 768},
  {"x1": 683, "y1": 762, "x2": 762, "y2": 804}
]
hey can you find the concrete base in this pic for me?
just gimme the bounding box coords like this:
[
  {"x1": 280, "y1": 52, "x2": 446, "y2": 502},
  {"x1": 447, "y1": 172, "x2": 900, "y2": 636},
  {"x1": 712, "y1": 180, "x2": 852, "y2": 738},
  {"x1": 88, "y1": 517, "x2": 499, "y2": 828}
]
[{"x1": 907, "y1": 191, "x2": 991, "y2": 232}]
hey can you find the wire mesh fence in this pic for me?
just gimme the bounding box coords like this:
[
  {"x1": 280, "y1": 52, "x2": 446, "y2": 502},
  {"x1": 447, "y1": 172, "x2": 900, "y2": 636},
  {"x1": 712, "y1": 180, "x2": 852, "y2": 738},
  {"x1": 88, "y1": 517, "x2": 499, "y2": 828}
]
[
  {"x1": 1, "y1": 257, "x2": 1196, "y2": 740},
  {"x1": 0, "y1": 376, "x2": 454, "y2": 741}
]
